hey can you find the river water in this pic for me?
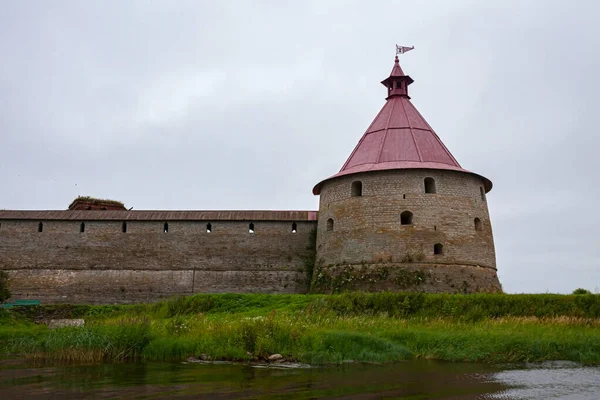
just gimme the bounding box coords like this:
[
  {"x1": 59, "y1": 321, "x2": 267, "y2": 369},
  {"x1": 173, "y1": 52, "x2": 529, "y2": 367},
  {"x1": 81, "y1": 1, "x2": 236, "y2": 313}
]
[{"x1": 1, "y1": 358, "x2": 599, "y2": 399}]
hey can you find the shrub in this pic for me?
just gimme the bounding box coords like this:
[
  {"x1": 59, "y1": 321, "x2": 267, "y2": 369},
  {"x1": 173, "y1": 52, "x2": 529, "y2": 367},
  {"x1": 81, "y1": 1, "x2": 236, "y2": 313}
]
[{"x1": 573, "y1": 288, "x2": 592, "y2": 295}]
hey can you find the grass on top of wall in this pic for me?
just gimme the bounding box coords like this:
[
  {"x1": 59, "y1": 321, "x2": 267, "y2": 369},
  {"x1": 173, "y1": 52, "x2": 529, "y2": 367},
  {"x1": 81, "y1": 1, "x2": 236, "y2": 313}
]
[{"x1": 2, "y1": 292, "x2": 600, "y2": 365}]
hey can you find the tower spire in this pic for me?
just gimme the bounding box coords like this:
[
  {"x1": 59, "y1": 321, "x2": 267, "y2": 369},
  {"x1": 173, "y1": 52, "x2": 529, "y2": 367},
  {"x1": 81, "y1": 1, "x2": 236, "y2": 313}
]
[{"x1": 381, "y1": 46, "x2": 414, "y2": 99}]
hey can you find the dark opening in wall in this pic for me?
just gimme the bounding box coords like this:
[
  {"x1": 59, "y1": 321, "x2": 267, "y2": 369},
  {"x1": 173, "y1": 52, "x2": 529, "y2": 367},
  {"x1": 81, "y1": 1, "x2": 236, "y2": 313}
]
[
  {"x1": 351, "y1": 181, "x2": 363, "y2": 197},
  {"x1": 122, "y1": 222, "x2": 127, "y2": 233},
  {"x1": 163, "y1": 222, "x2": 169, "y2": 233},
  {"x1": 403, "y1": 194, "x2": 406, "y2": 199},
  {"x1": 434, "y1": 225, "x2": 437, "y2": 231},
  {"x1": 80, "y1": 222, "x2": 85, "y2": 233},
  {"x1": 291, "y1": 222, "x2": 297, "y2": 233},
  {"x1": 434, "y1": 243, "x2": 444, "y2": 255},
  {"x1": 400, "y1": 211, "x2": 413, "y2": 225},
  {"x1": 480, "y1": 187, "x2": 486, "y2": 202},
  {"x1": 326, "y1": 218, "x2": 334, "y2": 231},
  {"x1": 38, "y1": 222, "x2": 43, "y2": 233},
  {"x1": 424, "y1": 177, "x2": 436, "y2": 194},
  {"x1": 474, "y1": 218, "x2": 482, "y2": 232},
  {"x1": 249, "y1": 223, "x2": 255, "y2": 234},
  {"x1": 206, "y1": 223, "x2": 212, "y2": 233}
]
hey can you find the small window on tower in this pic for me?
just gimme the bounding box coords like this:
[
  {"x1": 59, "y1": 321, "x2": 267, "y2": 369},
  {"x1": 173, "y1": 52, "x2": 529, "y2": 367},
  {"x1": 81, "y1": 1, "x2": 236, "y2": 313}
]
[
  {"x1": 291, "y1": 222, "x2": 297, "y2": 233},
  {"x1": 424, "y1": 177, "x2": 436, "y2": 194},
  {"x1": 474, "y1": 218, "x2": 482, "y2": 232},
  {"x1": 38, "y1": 222, "x2": 43, "y2": 233},
  {"x1": 351, "y1": 181, "x2": 362, "y2": 197},
  {"x1": 396, "y1": 81, "x2": 402, "y2": 89},
  {"x1": 80, "y1": 222, "x2": 85, "y2": 233},
  {"x1": 206, "y1": 223, "x2": 212, "y2": 233},
  {"x1": 434, "y1": 243, "x2": 444, "y2": 255},
  {"x1": 480, "y1": 187, "x2": 486, "y2": 202},
  {"x1": 163, "y1": 222, "x2": 169, "y2": 233},
  {"x1": 326, "y1": 218, "x2": 334, "y2": 231},
  {"x1": 122, "y1": 222, "x2": 127, "y2": 233},
  {"x1": 400, "y1": 211, "x2": 413, "y2": 225},
  {"x1": 249, "y1": 223, "x2": 255, "y2": 234}
]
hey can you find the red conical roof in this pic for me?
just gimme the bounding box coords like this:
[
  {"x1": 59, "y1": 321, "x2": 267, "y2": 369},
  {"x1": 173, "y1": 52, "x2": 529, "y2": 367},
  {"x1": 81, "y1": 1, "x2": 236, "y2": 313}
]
[{"x1": 313, "y1": 56, "x2": 492, "y2": 195}]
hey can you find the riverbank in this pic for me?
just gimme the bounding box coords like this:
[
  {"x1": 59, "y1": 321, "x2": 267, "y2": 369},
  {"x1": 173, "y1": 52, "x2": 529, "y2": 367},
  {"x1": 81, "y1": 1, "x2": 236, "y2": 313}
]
[{"x1": 1, "y1": 292, "x2": 600, "y2": 365}]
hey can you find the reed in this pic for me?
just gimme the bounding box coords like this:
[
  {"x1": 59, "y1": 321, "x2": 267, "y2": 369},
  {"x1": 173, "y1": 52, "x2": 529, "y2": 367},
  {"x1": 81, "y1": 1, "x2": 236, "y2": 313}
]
[{"x1": 2, "y1": 293, "x2": 600, "y2": 365}]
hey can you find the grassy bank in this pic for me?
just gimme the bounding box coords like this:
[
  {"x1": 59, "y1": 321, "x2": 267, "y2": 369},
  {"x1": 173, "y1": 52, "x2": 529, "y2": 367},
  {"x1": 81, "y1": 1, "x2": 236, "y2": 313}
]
[{"x1": 2, "y1": 292, "x2": 600, "y2": 365}]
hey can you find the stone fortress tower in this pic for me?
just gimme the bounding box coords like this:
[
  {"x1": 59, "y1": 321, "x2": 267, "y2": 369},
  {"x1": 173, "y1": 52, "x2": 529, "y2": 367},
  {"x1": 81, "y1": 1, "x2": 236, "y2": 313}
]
[{"x1": 311, "y1": 53, "x2": 501, "y2": 293}]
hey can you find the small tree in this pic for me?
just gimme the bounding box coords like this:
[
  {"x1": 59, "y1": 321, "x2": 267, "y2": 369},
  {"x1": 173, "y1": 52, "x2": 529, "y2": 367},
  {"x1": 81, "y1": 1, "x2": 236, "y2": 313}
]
[
  {"x1": 572, "y1": 288, "x2": 592, "y2": 295},
  {"x1": 0, "y1": 271, "x2": 10, "y2": 303}
]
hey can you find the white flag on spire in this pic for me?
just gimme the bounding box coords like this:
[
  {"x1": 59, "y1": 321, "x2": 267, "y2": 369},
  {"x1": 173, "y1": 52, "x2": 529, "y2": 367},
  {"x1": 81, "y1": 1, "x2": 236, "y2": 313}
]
[{"x1": 396, "y1": 45, "x2": 415, "y2": 55}]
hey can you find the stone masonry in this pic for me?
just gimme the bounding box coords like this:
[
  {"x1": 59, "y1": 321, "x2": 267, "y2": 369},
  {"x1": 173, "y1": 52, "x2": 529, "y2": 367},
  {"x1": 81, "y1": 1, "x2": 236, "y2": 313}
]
[
  {"x1": 313, "y1": 169, "x2": 501, "y2": 294},
  {"x1": 0, "y1": 219, "x2": 316, "y2": 303}
]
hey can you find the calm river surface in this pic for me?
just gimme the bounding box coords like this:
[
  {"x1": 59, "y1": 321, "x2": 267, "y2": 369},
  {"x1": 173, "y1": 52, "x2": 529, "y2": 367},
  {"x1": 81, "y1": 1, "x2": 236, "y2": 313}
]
[{"x1": 1, "y1": 358, "x2": 599, "y2": 399}]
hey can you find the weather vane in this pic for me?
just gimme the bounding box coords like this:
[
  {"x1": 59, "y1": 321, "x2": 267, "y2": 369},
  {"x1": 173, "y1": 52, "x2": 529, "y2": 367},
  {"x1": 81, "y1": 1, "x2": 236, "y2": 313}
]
[{"x1": 396, "y1": 45, "x2": 414, "y2": 55}]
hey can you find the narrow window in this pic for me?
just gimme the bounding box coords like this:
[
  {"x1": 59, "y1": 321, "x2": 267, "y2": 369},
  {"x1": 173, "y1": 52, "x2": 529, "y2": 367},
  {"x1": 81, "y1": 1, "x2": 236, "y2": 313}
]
[
  {"x1": 400, "y1": 211, "x2": 413, "y2": 225},
  {"x1": 480, "y1": 187, "x2": 486, "y2": 202},
  {"x1": 434, "y1": 225, "x2": 437, "y2": 231},
  {"x1": 403, "y1": 194, "x2": 406, "y2": 199},
  {"x1": 249, "y1": 223, "x2": 255, "y2": 234},
  {"x1": 163, "y1": 222, "x2": 169, "y2": 233},
  {"x1": 80, "y1": 222, "x2": 85, "y2": 233},
  {"x1": 474, "y1": 218, "x2": 482, "y2": 232},
  {"x1": 326, "y1": 218, "x2": 334, "y2": 231},
  {"x1": 396, "y1": 81, "x2": 402, "y2": 89},
  {"x1": 206, "y1": 223, "x2": 212, "y2": 233},
  {"x1": 122, "y1": 221, "x2": 127, "y2": 233},
  {"x1": 291, "y1": 222, "x2": 297, "y2": 233},
  {"x1": 38, "y1": 222, "x2": 43, "y2": 233},
  {"x1": 87, "y1": 206, "x2": 92, "y2": 210},
  {"x1": 351, "y1": 181, "x2": 362, "y2": 197},
  {"x1": 424, "y1": 177, "x2": 436, "y2": 194},
  {"x1": 434, "y1": 243, "x2": 444, "y2": 255}
]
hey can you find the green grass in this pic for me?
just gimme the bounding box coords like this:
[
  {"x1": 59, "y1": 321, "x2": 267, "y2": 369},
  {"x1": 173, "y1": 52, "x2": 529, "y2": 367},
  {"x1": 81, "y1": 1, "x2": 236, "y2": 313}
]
[{"x1": 2, "y1": 293, "x2": 600, "y2": 365}]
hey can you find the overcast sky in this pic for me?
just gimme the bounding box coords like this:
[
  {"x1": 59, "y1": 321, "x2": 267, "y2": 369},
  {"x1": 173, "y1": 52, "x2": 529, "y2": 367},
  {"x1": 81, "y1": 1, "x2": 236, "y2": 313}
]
[{"x1": 1, "y1": 1, "x2": 599, "y2": 294}]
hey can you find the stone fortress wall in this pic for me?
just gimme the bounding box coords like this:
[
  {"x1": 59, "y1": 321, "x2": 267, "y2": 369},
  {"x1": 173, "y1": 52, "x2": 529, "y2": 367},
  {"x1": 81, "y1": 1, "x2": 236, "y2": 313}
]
[
  {"x1": 314, "y1": 169, "x2": 501, "y2": 293},
  {"x1": 0, "y1": 213, "x2": 317, "y2": 304}
]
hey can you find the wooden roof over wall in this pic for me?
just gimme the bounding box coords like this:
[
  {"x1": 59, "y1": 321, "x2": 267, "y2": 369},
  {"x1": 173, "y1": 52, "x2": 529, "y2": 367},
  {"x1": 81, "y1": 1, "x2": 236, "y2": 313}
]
[{"x1": 0, "y1": 210, "x2": 318, "y2": 222}]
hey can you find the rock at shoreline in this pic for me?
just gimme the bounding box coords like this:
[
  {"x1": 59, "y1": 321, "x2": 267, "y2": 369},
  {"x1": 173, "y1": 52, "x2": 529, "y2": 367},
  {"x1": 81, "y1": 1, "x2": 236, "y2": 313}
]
[
  {"x1": 47, "y1": 319, "x2": 85, "y2": 329},
  {"x1": 268, "y1": 354, "x2": 283, "y2": 362}
]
